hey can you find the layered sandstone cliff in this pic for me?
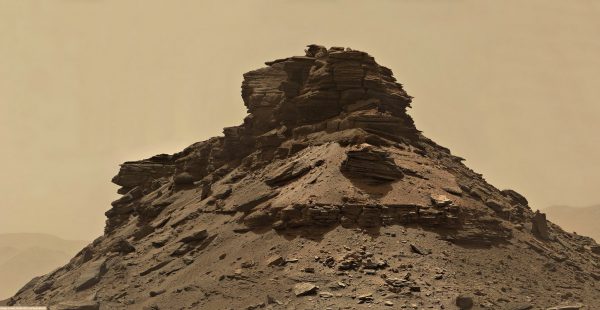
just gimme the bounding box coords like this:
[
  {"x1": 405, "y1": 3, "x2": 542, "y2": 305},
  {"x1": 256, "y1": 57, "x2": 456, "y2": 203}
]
[{"x1": 8, "y1": 46, "x2": 600, "y2": 310}]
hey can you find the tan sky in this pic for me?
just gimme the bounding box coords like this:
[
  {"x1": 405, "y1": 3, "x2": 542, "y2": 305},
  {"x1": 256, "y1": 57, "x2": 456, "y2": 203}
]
[{"x1": 1, "y1": 0, "x2": 599, "y2": 240}]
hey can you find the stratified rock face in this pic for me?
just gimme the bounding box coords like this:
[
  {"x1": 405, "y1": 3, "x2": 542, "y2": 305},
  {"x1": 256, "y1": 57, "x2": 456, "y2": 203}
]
[
  {"x1": 241, "y1": 45, "x2": 415, "y2": 137},
  {"x1": 74, "y1": 258, "x2": 107, "y2": 291},
  {"x1": 340, "y1": 144, "x2": 404, "y2": 183},
  {"x1": 103, "y1": 45, "x2": 419, "y2": 235},
  {"x1": 8, "y1": 45, "x2": 600, "y2": 310}
]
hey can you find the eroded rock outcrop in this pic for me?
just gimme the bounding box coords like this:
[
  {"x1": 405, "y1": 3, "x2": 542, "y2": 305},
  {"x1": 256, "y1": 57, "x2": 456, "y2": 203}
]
[
  {"x1": 8, "y1": 45, "x2": 600, "y2": 310},
  {"x1": 340, "y1": 144, "x2": 404, "y2": 183}
]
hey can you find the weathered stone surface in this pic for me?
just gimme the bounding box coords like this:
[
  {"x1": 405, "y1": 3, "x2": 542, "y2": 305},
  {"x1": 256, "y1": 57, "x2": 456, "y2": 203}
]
[
  {"x1": 112, "y1": 155, "x2": 175, "y2": 188},
  {"x1": 265, "y1": 159, "x2": 312, "y2": 187},
  {"x1": 266, "y1": 255, "x2": 285, "y2": 267},
  {"x1": 305, "y1": 44, "x2": 327, "y2": 58},
  {"x1": 240, "y1": 44, "x2": 415, "y2": 138},
  {"x1": 49, "y1": 301, "x2": 100, "y2": 310},
  {"x1": 74, "y1": 258, "x2": 107, "y2": 291},
  {"x1": 235, "y1": 191, "x2": 279, "y2": 212},
  {"x1": 110, "y1": 239, "x2": 135, "y2": 254},
  {"x1": 243, "y1": 210, "x2": 273, "y2": 228},
  {"x1": 179, "y1": 229, "x2": 208, "y2": 243},
  {"x1": 151, "y1": 235, "x2": 170, "y2": 248},
  {"x1": 357, "y1": 292, "x2": 374, "y2": 302},
  {"x1": 293, "y1": 283, "x2": 318, "y2": 296},
  {"x1": 443, "y1": 185, "x2": 463, "y2": 196},
  {"x1": 455, "y1": 295, "x2": 474, "y2": 309},
  {"x1": 174, "y1": 172, "x2": 195, "y2": 185},
  {"x1": 340, "y1": 145, "x2": 403, "y2": 183},
  {"x1": 547, "y1": 305, "x2": 584, "y2": 310},
  {"x1": 140, "y1": 260, "x2": 172, "y2": 276},
  {"x1": 333, "y1": 61, "x2": 363, "y2": 90},
  {"x1": 213, "y1": 186, "x2": 232, "y2": 200},
  {"x1": 149, "y1": 289, "x2": 166, "y2": 297},
  {"x1": 307, "y1": 205, "x2": 340, "y2": 226},
  {"x1": 263, "y1": 202, "x2": 462, "y2": 231},
  {"x1": 502, "y1": 189, "x2": 529, "y2": 207},
  {"x1": 485, "y1": 199, "x2": 506, "y2": 212},
  {"x1": 410, "y1": 243, "x2": 430, "y2": 255},
  {"x1": 532, "y1": 211, "x2": 550, "y2": 240},
  {"x1": 430, "y1": 194, "x2": 452, "y2": 207}
]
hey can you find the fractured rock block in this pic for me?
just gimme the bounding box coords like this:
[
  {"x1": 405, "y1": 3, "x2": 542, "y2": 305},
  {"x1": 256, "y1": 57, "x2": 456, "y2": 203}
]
[
  {"x1": 341, "y1": 145, "x2": 403, "y2": 183},
  {"x1": 112, "y1": 157, "x2": 175, "y2": 188},
  {"x1": 293, "y1": 282, "x2": 318, "y2": 296},
  {"x1": 485, "y1": 199, "x2": 506, "y2": 213},
  {"x1": 265, "y1": 159, "x2": 313, "y2": 187},
  {"x1": 244, "y1": 210, "x2": 273, "y2": 228},
  {"x1": 455, "y1": 295, "x2": 474, "y2": 309},
  {"x1": 179, "y1": 229, "x2": 208, "y2": 243},
  {"x1": 431, "y1": 194, "x2": 452, "y2": 207},
  {"x1": 307, "y1": 205, "x2": 340, "y2": 226},
  {"x1": 358, "y1": 205, "x2": 382, "y2": 227},
  {"x1": 174, "y1": 172, "x2": 195, "y2": 186},
  {"x1": 501, "y1": 189, "x2": 529, "y2": 207},
  {"x1": 531, "y1": 211, "x2": 550, "y2": 240},
  {"x1": 75, "y1": 258, "x2": 107, "y2": 291},
  {"x1": 235, "y1": 191, "x2": 279, "y2": 212}
]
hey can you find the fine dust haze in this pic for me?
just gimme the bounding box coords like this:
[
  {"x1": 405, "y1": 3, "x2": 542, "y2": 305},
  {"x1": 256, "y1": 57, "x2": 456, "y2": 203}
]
[{"x1": 1, "y1": 0, "x2": 599, "y2": 241}]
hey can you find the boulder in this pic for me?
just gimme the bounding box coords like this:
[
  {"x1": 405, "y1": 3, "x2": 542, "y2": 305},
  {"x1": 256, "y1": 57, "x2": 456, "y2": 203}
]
[
  {"x1": 139, "y1": 260, "x2": 172, "y2": 276},
  {"x1": 305, "y1": 44, "x2": 328, "y2": 58},
  {"x1": 74, "y1": 258, "x2": 107, "y2": 291},
  {"x1": 532, "y1": 211, "x2": 550, "y2": 240},
  {"x1": 110, "y1": 239, "x2": 135, "y2": 254},
  {"x1": 265, "y1": 160, "x2": 312, "y2": 187},
  {"x1": 443, "y1": 185, "x2": 463, "y2": 196},
  {"x1": 33, "y1": 279, "x2": 54, "y2": 294},
  {"x1": 410, "y1": 243, "x2": 430, "y2": 255},
  {"x1": 357, "y1": 293, "x2": 374, "y2": 303},
  {"x1": 485, "y1": 199, "x2": 506, "y2": 212},
  {"x1": 340, "y1": 145, "x2": 403, "y2": 183},
  {"x1": 149, "y1": 289, "x2": 166, "y2": 297},
  {"x1": 179, "y1": 229, "x2": 208, "y2": 243},
  {"x1": 501, "y1": 189, "x2": 529, "y2": 207},
  {"x1": 243, "y1": 210, "x2": 273, "y2": 228},
  {"x1": 293, "y1": 282, "x2": 318, "y2": 296},
  {"x1": 174, "y1": 172, "x2": 195, "y2": 185},
  {"x1": 430, "y1": 194, "x2": 452, "y2": 207},
  {"x1": 112, "y1": 156, "x2": 175, "y2": 188},
  {"x1": 266, "y1": 255, "x2": 285, "y2": 267},
  {"x1": 213, "y1": 186, "x2": 232, "y2": 200},
  {"x1": 235, "y1": 191, "x2": 279, "y2": 212},
  {"x1": 455, "y1": 295, "x2": 474, "y2": 309}
]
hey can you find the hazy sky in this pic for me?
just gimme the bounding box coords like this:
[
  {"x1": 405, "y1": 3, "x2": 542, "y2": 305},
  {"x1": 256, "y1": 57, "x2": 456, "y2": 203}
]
[{"x1": 1, "y1": 0, "x2": 599, "y2": 240}]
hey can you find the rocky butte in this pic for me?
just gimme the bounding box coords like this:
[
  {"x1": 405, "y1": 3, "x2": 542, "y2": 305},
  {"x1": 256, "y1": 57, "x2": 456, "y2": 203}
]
[{"x1": 6, "y1": 45, "x2": 600, "y2": 310}]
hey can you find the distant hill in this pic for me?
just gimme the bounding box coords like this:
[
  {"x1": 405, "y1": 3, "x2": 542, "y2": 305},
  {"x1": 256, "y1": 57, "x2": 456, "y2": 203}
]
[
  {"x1": 0, "y1": 233, "x2": 87, "y2": 300},
  {"x1": 543, "y1": 205, "x2": 600, "y2": 242}
]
